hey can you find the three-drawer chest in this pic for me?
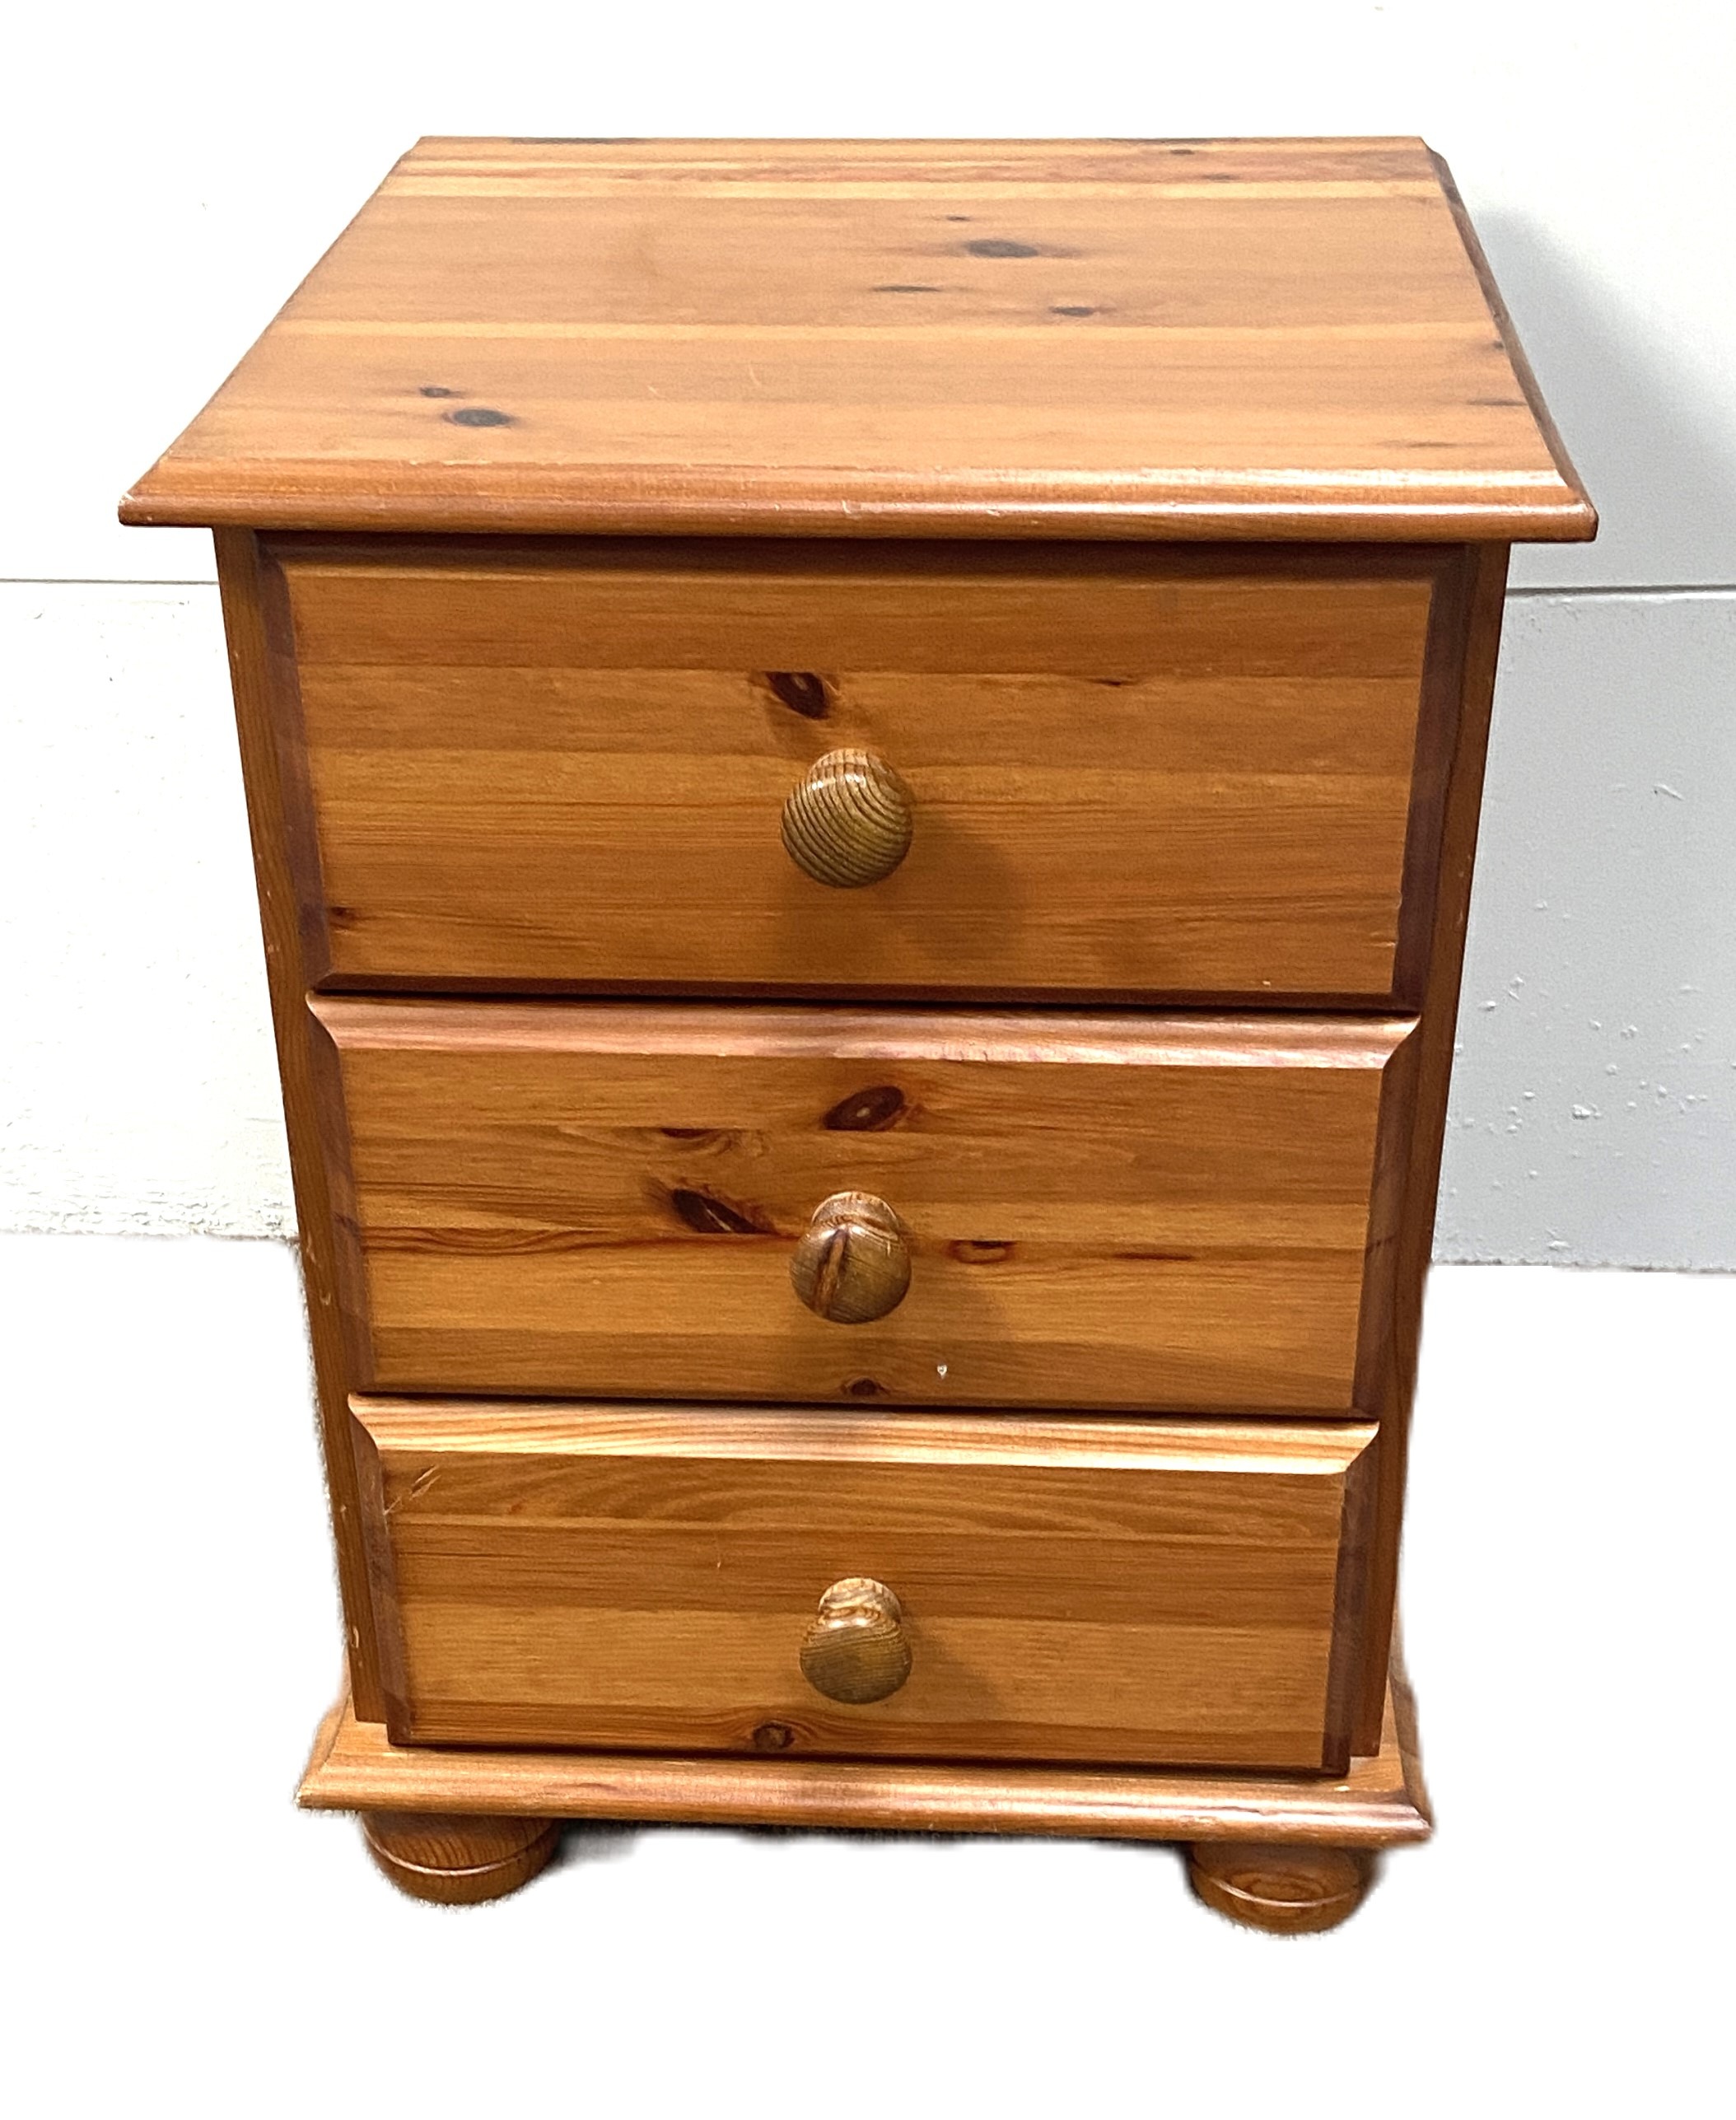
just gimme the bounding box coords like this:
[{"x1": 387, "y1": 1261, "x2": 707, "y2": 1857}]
[{"x1": 124, "y1": 136, "x2": 1594, "y2": 1930}]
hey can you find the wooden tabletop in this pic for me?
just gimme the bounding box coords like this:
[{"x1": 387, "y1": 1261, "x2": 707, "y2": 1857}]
[{"x1": 122, "y1": 137, "x2": 1594, "y2": 543}]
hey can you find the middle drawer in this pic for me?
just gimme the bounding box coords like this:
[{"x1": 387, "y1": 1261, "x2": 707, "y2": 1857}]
[{"x1": 311, "y1": 1000, "x2": 1416, "y2": 1416}]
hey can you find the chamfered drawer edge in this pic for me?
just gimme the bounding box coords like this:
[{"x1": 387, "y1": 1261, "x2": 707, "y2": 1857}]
[
  {"x1": 263, "y1": 536, "x2": 1463, "y2": 1005},
  {"x1": 309, "y1": 997, "x2": 1421, "y2": 1419},
  {"x1": 350, "y1": 1394, "x2": 1379, "y2": 1775}
]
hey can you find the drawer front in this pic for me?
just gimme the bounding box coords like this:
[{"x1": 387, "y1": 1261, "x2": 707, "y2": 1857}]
[
  {"x1": 278, "y1": 540, "x2": 1445, "y2": 1002},
  {"x1": 352, "y1": 1398, "x2": 1377, "y2": 1771},
  {"x1": 314, "y1": 1001, "x2": 1416, "y2": 1415}
]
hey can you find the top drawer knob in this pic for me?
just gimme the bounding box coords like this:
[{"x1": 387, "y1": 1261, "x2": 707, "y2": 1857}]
[{"x1": 781, "y1": 749, "x2": 914, "y2": 888}]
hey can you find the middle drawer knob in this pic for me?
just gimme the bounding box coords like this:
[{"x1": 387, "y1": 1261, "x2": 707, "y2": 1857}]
[
  {"x1": 790, "y1": 1191, "x2": 912, "y2": 1324},
  {"x1": 781, "y1": 748, "x2": 914, "y2": 888}
]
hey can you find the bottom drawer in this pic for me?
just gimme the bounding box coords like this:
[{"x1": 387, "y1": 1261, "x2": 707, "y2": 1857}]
[{"x1": 352, "y1": 1399, "x2": 1376, "y2": 1773}]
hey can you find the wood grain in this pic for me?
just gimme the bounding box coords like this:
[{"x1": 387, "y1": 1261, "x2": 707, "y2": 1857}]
[
  {"x1": 781, "y1": 748, "x2": 915, "y2": 889},
  {"x1": 301, "y1": 1662, "x2": 1430, "y2": 1845},
  {"x1": 789, "y1": 1193, "x2": 912, "y2": 1325},
  {"x1": 1187, "y1": 1841, "x2": 1371, "y2": 1932},
  {"x1": 211, "y1": 530, "x2": 384, "y2": 1721},
  {"x1": 360, "y1": 1811, "x2": 560, "y2": 1903},
  {"x1": 133, "y1": 142, "x2": 1585, "y2": 1878},
  {"x1": 119, "y1": 138, "x2": 1594, "y2": 543},
  {"x1": 348, "y1": 1397, "x2": 1377, "y2": 1771},
  {"x1": 1347, "y1": 544, "x2": 1512, "y2": 1751},
  {"x1": 799, "y1": 1577, "x2": 913, "y2": 1703},
  {"x1": 273, "y1": 539, "x2": 1444, "y2": 1002},
  {"x1": 310, "y1": 1000, "x2": 1417, "y2": 1415}
]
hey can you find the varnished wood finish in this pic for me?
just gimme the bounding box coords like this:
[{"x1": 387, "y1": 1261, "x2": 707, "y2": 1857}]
[
  {"x1": 1347, "y1": 544, "x2": 1511, "y2": 1752},
  {"x1": 128, "y1": 146, "x2": 1593, "y2": 1910},
  {"x1": 1188, "y1": 1841, "x2": 1371, "y2": 1933},
  {"x1": 799, "y1": 1578, "x2": 913, "y2": 1703},
  {"x1": 349, "y1": 1398, "x2": 1377, "y2": 1770},
  {"x1": 1430, "y1": 151, "x2": 1587, "y2": 521},
  {"x1": 782, "y1": 749, "x2": 915, "y2": 889},
  {"x1": 360, "y1": 1810, "x2": 559, "y2": 1904},
  {"x1": 789, "y1": 1193, "x2": 912, "y2": 1325},
  {"x1": 301, "y1": 1666, "x2": 1431, "y2": 1846},
  {"x1": 310, "y1": 1001, "x2": 1417, "y2": 1415},
  {"x1": 212, "y1": 531, "x2": 384, "y2": 1721},
  {"x1": 121, "y1": 138, "x2": 1594, "y2": 543},
  {"x1": 272, "y1": 539, "x2": 1446, "y2": 1002}
]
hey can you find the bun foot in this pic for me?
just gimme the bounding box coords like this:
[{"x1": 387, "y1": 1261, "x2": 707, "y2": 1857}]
[
  {"x1": 362, "y1": 1811, "x2": 560, "y2": 1904},
  {"x1": 1188, "y1": 1842, "x2": 1371, "y2": 1934}
]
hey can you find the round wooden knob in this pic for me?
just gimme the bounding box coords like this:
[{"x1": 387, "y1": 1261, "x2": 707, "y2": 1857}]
[
  {"x1": 789, "y1": 1191, "x2": 911, "y2": 1324},
  {"x1": 781, "y1": 749, "x2": 914, "y2": 888},
  {"x1": 799, "y1": 1577, "x2": 912, "y2": 1703}
]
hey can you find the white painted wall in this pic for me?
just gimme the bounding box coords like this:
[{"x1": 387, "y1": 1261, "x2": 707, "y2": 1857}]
[
  {"x1": 0, "y1": 585, "x2": 292, "y2": 1235},
  {"x1": 1443, "y1": 591, "x2": 1735, "y2": 1267},
  {"x1": 3, "y1": 1, "x2": 1732, "y2": 1263}
]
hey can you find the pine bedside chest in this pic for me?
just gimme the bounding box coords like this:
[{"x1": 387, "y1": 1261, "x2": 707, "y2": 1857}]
[{"x1": 124, "y1": 137, "x2": 1594, "y2": 1930}]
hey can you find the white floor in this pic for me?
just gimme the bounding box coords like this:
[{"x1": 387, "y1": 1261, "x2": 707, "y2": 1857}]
[{"x1": 5, "y1": 1236, "x2": 1729, "y2": 2118}]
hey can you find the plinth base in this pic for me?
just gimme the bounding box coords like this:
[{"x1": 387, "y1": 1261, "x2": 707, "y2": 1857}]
[{"x1": 303, "y1": 1658, "x2": 1430, "y2": 1920}]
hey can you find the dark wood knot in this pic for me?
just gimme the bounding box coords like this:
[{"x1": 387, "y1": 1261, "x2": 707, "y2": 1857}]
[
  {"x1": 824, "y1": 1086, "x2": 908, "y2": 1132},
  {"x1": 763, "y1": 670, "x2": 831, "y2": 720}
]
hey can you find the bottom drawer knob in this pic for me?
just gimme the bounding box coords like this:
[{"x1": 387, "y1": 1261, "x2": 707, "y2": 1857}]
[{"x1": 799, "y1": 1576, "x2": 912, "y2": 1703}]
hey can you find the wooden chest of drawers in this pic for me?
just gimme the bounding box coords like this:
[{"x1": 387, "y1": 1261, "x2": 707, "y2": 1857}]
[{"x1": 124, "y1": 136, "x2": 1593, "y2": 1930}]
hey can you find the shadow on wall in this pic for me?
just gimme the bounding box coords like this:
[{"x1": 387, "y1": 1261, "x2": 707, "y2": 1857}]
[
  {"x1": 1437, "y1": 584, "x2": 1736, "y2": 1270},
  {"x1": 1476, "y1": 212, "x2": 1736, "y2": 590},
  {"x1": 1434, "y1": 213, "x2": 1736, "y2": 1268}
]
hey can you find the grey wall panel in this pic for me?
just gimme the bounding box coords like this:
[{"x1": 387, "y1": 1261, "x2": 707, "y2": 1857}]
[{"x1": 1438, "y1": 591, "x2": 1735, "y2": 1267}]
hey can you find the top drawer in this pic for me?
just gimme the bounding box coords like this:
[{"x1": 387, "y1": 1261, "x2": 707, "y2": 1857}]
[{"x1": 270, "y1": 540, "x2": 1454, "y2": 1004}]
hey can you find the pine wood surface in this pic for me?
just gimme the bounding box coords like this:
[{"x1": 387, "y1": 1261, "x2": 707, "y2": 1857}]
[
  {"x1": 212, "y1": 532, "x2": 385, "y2": 1721},
  {"x1": 129, "y1": 145, "x2": 1588, "y2": 1887},
  {"x1": 119, "y1": 137, "x2": 1594, "y2": 543},
  {"x1": 780, "y1": 748, "x2": 917, "y2": 890},
  {"x1": 360, "y1": 1811, "x2": 560, "y2": 1904},
  {"x1": 1347, "y1": 543, "x2": 1510, "y2": 1744},
  {"x1": 275, "y1": 539, "x2": 1443, "y2": 1002},
  {"x1": 310, "y1": 1000, "x2": 1417, "y2": 1415},
  {"x1": 798, "y1": 1577, "x2": 915, "y2": 1703},
  {"x1": 300, "y1": 1662, "x2": 1430, "y2": 1847},
  {"x1": 788, "y1": 1193, "x2": 914, "y2": 1324},
  {"x1": 349, "y1": 1397, "x2": 1377, "y2": 1769},
  {"x1": 1187, "y1": 1840, "x2": 1371, "y2": 1932}
]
